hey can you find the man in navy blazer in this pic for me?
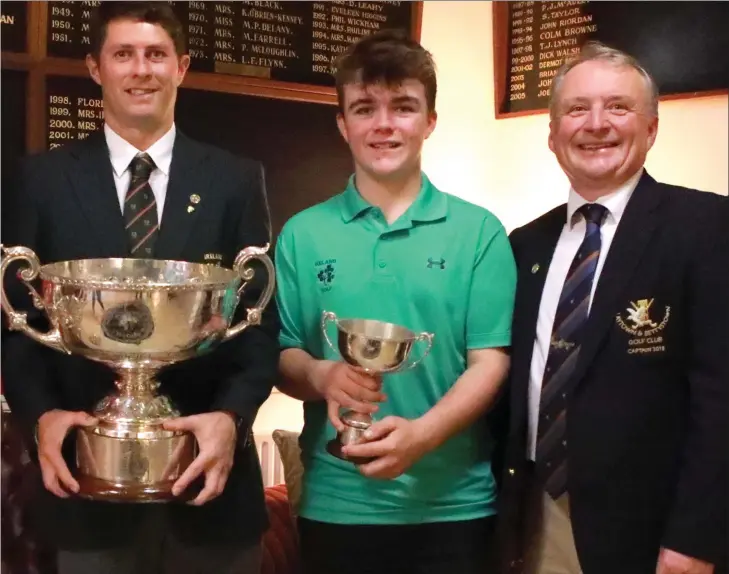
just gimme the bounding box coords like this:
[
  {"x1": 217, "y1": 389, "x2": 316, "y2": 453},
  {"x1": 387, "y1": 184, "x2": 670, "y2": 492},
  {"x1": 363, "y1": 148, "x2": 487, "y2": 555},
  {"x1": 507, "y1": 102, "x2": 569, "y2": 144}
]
[
  {"x1": 1, "y1": 3, "x2": 279, "y2": 573},
  {"x1": 497, "y1": 41, "x2": 727, "y2": 574}
]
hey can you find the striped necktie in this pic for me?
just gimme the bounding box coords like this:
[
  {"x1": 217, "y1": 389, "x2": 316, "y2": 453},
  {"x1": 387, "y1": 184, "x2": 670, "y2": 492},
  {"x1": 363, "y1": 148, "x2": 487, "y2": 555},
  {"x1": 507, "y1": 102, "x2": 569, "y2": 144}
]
[
  {"x1": 536, "y1": 203, "x2": 608, "y2": 499},
  {"x1": 123, "y1": 153, "x2": 159, "y2": 257}
]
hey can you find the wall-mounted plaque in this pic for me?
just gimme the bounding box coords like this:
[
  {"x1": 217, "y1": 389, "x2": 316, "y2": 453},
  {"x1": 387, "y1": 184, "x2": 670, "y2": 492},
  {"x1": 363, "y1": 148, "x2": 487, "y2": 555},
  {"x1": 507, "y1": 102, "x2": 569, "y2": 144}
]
[
  {"x1": 46, "y1": 1, "x2": 416, "y2": 87},
  {"x1": 494, "y1": 1, "x2": 729, "y2": 117},
  {"x1": 0, "y1": 2, "x2": 28, "y2": 53},
  {"x1": 46, "y1": 76, "x2": 104, "y2": 151}
]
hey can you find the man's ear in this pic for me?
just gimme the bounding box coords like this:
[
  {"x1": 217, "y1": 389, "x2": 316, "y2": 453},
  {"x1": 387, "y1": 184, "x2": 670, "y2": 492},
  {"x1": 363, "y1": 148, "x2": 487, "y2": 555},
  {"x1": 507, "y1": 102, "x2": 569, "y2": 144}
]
[
  {"x1": 645, "y1": 115, "x2": 659, "y2": 151},
  {"x1": 424, "y1": 110, "x2": 437, "y2": 140},
  {"x1": 336, "y1": 112, "x2": 349, "y2": 144},
  {"x1": 86, "y1": 54, "x2": 102, "y2": 86},
  {"x1": 176, "y1": 54, "x2": 191, "y2": 86},
  {"x1": 548, "y1": 120, "x2": 556, "y2": 154}
]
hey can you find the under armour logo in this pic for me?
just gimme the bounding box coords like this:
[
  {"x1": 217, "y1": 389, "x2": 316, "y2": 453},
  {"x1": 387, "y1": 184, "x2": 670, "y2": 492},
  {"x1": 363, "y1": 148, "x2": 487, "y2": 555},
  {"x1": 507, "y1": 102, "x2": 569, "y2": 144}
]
[{"x1": 427, "y1": 257, "x2": 445, "y2": 269}]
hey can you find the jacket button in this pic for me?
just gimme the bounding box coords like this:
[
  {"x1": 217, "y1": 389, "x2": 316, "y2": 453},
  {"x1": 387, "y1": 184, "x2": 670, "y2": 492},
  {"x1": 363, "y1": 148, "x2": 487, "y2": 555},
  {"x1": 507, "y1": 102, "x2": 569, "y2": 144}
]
[{"x1": 508, "y1": 468, "x2": 516, "y2": 476}]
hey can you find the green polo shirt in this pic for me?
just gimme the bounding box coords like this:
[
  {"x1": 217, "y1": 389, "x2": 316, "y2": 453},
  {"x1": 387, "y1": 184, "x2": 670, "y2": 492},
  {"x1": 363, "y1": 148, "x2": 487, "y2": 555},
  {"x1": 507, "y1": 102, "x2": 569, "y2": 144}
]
[{"x1": 275, "y1": 173, "x2": 516, "y2": 525}]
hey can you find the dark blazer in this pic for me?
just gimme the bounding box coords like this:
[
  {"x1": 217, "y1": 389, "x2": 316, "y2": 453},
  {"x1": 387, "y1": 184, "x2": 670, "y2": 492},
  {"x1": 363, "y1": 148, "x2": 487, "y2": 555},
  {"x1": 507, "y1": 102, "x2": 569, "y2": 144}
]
[
  {"x1": 1, "y1": 130, "x2": 280, "y2": 550},
  {"x1": 497, "y1": 172, "x2": 728, "y2": 574}
]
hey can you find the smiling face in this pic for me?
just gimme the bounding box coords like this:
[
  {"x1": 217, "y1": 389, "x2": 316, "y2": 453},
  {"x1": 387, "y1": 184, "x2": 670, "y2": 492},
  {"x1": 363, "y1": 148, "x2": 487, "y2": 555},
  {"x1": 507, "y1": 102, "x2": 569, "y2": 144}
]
[
  {"x1": 86, "y1": 18, "x2": 189, "y2": 133},
  {"x1": 336, "y1": 79, "x2": 436, "y2": 182},
  {"x1": 549, "y1": 60, "x2": 658, "y2": 197}
]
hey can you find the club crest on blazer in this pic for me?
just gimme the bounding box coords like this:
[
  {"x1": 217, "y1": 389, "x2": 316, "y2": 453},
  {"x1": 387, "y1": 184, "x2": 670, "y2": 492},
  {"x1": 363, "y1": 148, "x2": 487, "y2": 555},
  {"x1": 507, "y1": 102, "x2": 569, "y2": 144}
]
[{"x1": 615, "y1": 298, "x2": 671, "y2": 354}]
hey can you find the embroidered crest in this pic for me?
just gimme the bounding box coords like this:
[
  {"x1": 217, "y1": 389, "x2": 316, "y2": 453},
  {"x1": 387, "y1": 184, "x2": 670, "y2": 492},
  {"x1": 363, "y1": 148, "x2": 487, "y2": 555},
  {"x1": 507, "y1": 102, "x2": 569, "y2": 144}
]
[
  {"x1": 317, "y1": 264, "x2": 335, "y2": 284},
  {"x1": 615, "y1": 298, "x2": 670, "y2": 354},
  {"x1": 315, "y1": 259, "x2": 337, "y2": 292}
]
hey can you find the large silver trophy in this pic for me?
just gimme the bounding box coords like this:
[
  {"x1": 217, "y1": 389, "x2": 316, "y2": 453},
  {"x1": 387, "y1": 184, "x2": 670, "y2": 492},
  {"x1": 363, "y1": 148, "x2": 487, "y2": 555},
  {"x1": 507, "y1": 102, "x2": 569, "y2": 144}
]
[
  {"x1": 321, "y1": 311, "x2": 433, "y2": 463},
  {"x1": 0, "y1": 244, "x2": 274, "y2": 502}
]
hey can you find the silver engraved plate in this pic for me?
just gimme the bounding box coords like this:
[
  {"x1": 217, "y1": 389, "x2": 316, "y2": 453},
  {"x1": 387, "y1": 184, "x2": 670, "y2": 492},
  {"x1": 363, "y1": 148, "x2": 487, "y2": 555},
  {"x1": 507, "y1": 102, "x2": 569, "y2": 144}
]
[{"x1": 101, "y1": 301, "x2": 155, "y2": 345}]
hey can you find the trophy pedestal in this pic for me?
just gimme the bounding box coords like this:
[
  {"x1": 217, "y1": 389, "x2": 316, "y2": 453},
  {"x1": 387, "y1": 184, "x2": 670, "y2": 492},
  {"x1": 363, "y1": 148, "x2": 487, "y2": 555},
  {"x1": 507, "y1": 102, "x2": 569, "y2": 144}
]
[
  {"x1": 75, "y1": 473, "x2": 191, "y2": 503},
  {"x1": 326, "y1": 438, "x2": 375, "y2": 465},
  {"x1": 74, "y1": 380, "x2": 197, "y2": 503},
  {"x1": 326, "y1": 411, "x2": 375, "y2": 465},
  {"x1": 76, "y1": 425, "x2": 196, "y2": 502}
]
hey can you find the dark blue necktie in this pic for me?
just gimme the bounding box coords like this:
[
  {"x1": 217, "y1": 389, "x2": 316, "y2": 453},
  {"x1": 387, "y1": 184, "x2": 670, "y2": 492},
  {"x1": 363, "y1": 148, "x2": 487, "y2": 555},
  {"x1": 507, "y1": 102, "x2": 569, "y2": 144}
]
[{"x1": 536, "y1": 203, "x2": 608, "y2": 499}]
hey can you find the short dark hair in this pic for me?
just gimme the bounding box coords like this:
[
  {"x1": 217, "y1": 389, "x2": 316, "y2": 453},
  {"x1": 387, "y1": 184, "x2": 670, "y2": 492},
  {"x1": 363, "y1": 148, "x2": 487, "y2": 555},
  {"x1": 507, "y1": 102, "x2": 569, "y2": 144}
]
[
  {"x1": 334, "y1": 29, "x2": 437, "y2": 114},
  {"x1": 90, "y1": 1, "x2": 187, "y2": 60}
]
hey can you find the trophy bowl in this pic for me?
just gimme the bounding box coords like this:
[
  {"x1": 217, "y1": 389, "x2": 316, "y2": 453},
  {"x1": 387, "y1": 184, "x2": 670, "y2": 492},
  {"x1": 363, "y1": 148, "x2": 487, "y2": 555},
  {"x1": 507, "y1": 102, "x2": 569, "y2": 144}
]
[
  {"x1": 321, "y1": 311, "x2": 433, "y2": 463},
  {"x1": 0, "y1": 244, "x2": 275, "y2": 502}
]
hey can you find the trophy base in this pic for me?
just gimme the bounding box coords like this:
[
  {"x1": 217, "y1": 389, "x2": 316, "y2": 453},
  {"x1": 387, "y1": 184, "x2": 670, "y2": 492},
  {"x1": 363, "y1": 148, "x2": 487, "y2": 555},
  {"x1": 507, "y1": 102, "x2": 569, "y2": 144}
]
[
  {"x1": 75, "y1": 424, "x2": 197, "y2": 503},
  {"x1": 326, "y1": 438, "x2": 375, "y2": 465},
  {"x1": 75, "y1": 475, "x2": 197, "y2": 503}
]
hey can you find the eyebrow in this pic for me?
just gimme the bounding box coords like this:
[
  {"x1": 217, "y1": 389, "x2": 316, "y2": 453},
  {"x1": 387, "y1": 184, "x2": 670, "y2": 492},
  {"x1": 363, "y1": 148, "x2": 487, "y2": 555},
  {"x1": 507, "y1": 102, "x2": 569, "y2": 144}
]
[
  {"x1": 563, "y1": 94, "x2": 635, "y2": 105},
  {"x1": 347, "y1": 96, "x2": 374, "y2": 111},
  {"x1": 346, "y1": 94, "x2": 421, "y2": 111},
  {"x1": 390, "y1": 95, "x2": 421, "y2": 106},
  {"x1": 109, "y1": 43, "x2": 170, "y2": 51}
]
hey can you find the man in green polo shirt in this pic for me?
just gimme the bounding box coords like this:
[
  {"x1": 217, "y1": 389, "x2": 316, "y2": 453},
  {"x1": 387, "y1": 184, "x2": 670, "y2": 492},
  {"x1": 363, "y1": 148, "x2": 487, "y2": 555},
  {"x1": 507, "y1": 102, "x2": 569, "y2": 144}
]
[{"x1": 275, "y1": 29, "x2": 516, "y2": 574}]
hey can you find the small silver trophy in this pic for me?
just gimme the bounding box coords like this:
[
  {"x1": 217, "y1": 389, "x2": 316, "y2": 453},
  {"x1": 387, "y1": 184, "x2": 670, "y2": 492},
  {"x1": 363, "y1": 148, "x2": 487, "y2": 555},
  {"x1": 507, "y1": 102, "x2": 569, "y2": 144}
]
[{"x1": 320, "y1": 310, "x2": 434, "y2": 463}]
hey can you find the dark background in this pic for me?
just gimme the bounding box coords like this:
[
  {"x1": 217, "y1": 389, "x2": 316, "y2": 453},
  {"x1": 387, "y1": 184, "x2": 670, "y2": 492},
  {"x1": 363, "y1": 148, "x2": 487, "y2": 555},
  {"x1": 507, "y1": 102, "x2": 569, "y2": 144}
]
[
  {"x1": 0, "y1": 2, "x2": 27, "y2": 53},
  {"x1": 1, "y1": 70, "x2": 28, "y2": 212}
]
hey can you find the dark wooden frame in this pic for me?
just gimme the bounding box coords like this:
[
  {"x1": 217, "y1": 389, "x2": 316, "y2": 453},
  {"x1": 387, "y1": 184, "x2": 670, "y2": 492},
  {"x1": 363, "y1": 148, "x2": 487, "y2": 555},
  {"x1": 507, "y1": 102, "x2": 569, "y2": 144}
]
[
  {"x1": 491, "y1": 2, "x2": 728, "y2": 120},
  {"x1": 1, "y1": 1, "x2": 424, "y2": 153}
]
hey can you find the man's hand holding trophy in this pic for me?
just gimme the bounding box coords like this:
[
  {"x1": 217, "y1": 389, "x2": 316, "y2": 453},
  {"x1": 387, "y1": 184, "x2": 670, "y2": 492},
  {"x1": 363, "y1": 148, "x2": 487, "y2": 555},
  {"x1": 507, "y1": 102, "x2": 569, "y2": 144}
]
[{"x1": 0, "y1": 244, "x2": 274, "y2": 504}]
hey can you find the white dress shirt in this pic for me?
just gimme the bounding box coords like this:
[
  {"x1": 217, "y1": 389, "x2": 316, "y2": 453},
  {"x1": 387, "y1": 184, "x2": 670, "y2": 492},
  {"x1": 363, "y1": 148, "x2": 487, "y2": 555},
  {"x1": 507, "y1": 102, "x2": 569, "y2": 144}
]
[
  {"x1": 104, "y1": 123, "x2": 176, "y2": 225},
  {"x1": 527, "y1": 169, "x2": 644, "y2": 460}
]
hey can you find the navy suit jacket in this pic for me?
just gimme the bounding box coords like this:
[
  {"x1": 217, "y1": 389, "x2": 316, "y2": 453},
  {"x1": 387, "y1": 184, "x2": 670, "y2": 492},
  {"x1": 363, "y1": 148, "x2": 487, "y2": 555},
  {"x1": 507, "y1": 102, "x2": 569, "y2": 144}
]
[
  {"x1": 1, "y1": 130, "x2": 281, "y2": 550},
  {"x1": 496, "y1": 171, "x2": 728, "y2": 573}
]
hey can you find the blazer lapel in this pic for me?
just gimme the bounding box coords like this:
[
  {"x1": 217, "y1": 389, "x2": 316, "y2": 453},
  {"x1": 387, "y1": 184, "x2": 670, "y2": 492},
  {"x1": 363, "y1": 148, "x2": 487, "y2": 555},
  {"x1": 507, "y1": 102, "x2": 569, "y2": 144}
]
[
  {"x1": 511, "y1": 207, "x2": 566, "y2": 424},
  {"x1": 66, "y1": 132, "x2": 127, "y2": 255},
  {"x1": 571, "y1": 171, "x2": 664, "y2": 387},
  {"x1": 515, "y1": 208, "x2": 565, "y2": 340},
  {"x1": 154, "y1": 132, "x2": 209, "y2": 260}
]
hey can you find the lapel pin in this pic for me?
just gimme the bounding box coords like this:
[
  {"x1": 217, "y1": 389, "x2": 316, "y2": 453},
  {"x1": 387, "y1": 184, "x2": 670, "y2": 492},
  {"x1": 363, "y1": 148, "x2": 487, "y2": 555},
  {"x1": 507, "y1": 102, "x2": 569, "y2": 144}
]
[
  {"x1": 187, "y1": 206, "x2": 195, "y2": 213},
  {"x1": 189, "y1": 194, "x2": 201, "y2": 204},
  {"x1": 531, "y1": 263, "x2": 540, "y2": 274}
]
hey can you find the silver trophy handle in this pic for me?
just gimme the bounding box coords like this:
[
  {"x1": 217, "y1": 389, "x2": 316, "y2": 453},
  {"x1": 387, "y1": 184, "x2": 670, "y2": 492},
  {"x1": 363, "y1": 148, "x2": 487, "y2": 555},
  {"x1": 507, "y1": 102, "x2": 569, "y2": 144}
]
[
  {"x1": 403, "y1": 331, "x2": 434, "y2": 371},
  {"x1": 321, "y1": 310, "x2": 339, "y2": 354},
  {"x1": 223, "y1": 244, "x2": 276, "y2": 342},
  {"x1": 0, "y1": 245, "x2": 68, "y2": 353}
]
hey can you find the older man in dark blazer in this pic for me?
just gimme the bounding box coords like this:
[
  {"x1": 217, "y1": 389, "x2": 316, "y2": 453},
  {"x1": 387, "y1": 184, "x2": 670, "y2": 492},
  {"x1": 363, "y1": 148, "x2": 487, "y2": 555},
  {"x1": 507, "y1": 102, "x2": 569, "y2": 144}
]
[
  {"x1": 1, "y1": 3, "x2": 279, "y2": 573},
  {"x1": 497, "y1": 41, "x2": 728, "y2": 574}
]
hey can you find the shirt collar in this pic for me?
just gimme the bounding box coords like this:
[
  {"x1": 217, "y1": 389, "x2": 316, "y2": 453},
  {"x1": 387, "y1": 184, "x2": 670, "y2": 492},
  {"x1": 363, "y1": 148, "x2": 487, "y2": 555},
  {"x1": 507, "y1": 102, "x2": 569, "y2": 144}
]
[
  {"x1": 339, "y1": 172, "x2": 448, "y2": 224},
  {"x1": 104, "y1": 123, "x2": 176, "y2": 178},
  {"x1": 566, "y1": 168, "x2": 643, "y2": 228}
]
